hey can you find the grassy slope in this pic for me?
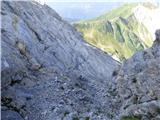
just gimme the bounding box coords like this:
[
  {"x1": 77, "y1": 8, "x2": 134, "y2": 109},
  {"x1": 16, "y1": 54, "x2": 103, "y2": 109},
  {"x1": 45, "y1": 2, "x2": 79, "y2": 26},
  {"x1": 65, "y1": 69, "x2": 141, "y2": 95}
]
[{"x1": 74, "y1": 3, "x2": 153, "y2": 61}]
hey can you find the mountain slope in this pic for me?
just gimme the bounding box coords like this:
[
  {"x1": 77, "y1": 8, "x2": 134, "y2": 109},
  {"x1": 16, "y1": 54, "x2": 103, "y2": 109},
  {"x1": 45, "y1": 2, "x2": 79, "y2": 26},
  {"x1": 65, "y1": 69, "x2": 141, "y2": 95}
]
[
  {"x1": 74, "y1": 3, "x2": 160, "y2": 61},
  {"x1": 1, "y1": 1, "x2": 160, "y2": 120},
  {"x1": 1, "y1": 1, "x2": 120, "y2": 120}
]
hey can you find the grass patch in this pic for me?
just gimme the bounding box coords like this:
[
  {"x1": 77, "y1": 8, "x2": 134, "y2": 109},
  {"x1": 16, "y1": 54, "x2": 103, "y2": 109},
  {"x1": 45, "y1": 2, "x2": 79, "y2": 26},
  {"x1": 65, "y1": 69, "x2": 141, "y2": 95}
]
[{"x1": 121, "y1": 115, "x2": 141, "y2": 120}]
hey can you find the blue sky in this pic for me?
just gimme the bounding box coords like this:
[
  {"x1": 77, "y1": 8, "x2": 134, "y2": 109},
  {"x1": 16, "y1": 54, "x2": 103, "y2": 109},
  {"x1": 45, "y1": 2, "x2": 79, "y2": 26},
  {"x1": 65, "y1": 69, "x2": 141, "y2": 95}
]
[
  {"x1": 45, "y1": 0, "x2": 160, "y2": 21},
  {"x1": 45, "y1": 0, "x2": 159, "y2": 2},
  {"x1": 47, "y1": 2, "x2": 124, "y2": 20}
]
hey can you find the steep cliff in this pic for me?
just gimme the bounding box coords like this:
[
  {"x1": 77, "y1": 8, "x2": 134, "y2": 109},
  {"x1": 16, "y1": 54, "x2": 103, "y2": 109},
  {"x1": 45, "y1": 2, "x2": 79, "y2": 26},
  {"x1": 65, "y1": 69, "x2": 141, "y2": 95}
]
[{"x1": 1, "y1": 1, "x2": 119, "y2": 120}]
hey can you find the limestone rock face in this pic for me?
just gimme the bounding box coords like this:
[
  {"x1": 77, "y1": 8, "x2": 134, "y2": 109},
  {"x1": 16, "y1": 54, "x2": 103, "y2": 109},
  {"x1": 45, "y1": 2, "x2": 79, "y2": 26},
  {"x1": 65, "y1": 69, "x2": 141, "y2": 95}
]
[
  {"x1": 117, "y1": 29, "x2": 160, "y2": 120},
  {"x1": 1, "y1": 1, "x2": 120, "y2": 120}
]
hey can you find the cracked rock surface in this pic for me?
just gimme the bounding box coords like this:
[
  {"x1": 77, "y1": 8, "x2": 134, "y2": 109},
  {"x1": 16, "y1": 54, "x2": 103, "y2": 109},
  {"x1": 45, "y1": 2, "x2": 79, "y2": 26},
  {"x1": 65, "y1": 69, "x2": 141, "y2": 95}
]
[
  {"x1": 1, "y1": 1, "x2": 120, "y2": 120},
  {"x1": 117, "y1": 29, "x2": 160, "y2": 120}
]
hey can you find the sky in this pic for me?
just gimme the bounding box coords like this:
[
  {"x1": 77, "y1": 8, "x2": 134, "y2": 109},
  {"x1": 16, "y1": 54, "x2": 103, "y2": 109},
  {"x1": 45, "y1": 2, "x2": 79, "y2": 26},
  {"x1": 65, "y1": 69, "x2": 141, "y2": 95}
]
[
  {"x1": 47, "y1": 2, "x2": 124, "y2": 20},
  {"x1": 41, "y1": 0, "x2": 160, "y2": 21},
  {"x1": 39, "y1": 0, "x2": 159, "y2": 2}
]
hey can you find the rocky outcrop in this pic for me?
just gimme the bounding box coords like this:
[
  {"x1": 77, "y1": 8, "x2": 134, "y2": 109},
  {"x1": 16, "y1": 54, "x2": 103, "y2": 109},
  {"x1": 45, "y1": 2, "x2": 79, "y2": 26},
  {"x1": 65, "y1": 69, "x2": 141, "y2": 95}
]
[
  {"x1": 117, "y1": 29, "x2": 160, "y2": 120},
  {"x1": 1, "y1": 1, "x2": 120, "y2": 120}
]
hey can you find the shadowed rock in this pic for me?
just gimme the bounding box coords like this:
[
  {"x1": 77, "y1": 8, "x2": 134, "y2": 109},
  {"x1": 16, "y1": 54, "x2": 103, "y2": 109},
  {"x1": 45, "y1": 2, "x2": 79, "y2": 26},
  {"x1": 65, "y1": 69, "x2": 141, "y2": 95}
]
[{"x1": 117, "y1": 29, "x2": 160, "y2": 120}]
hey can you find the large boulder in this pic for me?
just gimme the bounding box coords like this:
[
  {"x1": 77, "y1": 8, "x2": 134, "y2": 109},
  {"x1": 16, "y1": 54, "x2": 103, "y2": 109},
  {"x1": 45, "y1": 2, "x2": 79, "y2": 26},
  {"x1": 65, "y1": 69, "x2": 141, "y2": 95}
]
[{"x1": 1, "y1": 1, "x2": 120, "y2": 120}]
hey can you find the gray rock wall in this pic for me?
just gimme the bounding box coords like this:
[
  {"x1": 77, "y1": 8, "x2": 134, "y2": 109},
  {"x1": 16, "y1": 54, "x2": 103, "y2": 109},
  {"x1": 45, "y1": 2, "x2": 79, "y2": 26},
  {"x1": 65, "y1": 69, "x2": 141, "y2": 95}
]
[{"x1": 117, "y1": 30, "x2": 160, "y2": 120}]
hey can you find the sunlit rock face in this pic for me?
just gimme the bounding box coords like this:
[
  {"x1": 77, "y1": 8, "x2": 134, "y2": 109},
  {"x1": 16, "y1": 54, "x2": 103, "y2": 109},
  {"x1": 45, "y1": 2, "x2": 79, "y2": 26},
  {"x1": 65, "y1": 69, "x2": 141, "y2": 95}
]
[
  {"x1": 117, "y1": 29, "x2": 160, "y2": 120},
  {"x1": 1, "y1": 1, "x2": 120, "y2": 120}
]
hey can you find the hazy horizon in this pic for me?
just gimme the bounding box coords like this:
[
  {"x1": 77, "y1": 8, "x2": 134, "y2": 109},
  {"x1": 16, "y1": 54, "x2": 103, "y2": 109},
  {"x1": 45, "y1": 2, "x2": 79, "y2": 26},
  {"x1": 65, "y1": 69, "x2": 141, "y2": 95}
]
[
  {"x1": 46, "y1": 1, "x2": 160, "y2": 21},
  {"x1": 46, "y1": 2, "x2": 124, "y2": 21}
]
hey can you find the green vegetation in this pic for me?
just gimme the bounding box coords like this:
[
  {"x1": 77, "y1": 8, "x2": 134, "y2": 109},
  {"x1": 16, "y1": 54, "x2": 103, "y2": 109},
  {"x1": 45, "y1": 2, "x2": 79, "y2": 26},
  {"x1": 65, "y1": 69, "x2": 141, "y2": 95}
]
[
  {"x1": 72, "y1": 117, "x2": 79, "y2": 120},
  {"x1": 85, "y1": 117, "x2": 90, "y2": 120},
  {"x1": 121, "y1": 115, "x2": 141, "y2": 120},
  {"x1": 74, "y1": 3, "x2": 153, "y2": 61},
  {"x1": 64, "y1": 111, "x2": 69, "y2": 116}
]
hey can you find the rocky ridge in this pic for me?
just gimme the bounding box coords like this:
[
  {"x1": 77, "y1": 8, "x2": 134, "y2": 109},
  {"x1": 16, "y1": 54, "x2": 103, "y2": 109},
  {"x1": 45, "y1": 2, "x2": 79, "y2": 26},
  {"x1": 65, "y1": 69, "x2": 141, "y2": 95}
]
[{"x1": 117, "y1": 29, "x2": 160, "y2": 120}]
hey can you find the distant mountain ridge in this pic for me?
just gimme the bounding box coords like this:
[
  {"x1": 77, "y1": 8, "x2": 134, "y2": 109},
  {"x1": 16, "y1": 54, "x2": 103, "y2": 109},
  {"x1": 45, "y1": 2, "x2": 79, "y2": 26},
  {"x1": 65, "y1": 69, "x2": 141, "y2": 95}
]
[{"x1": 75, "y1": 3, "x2": 160, "y2": 61}]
